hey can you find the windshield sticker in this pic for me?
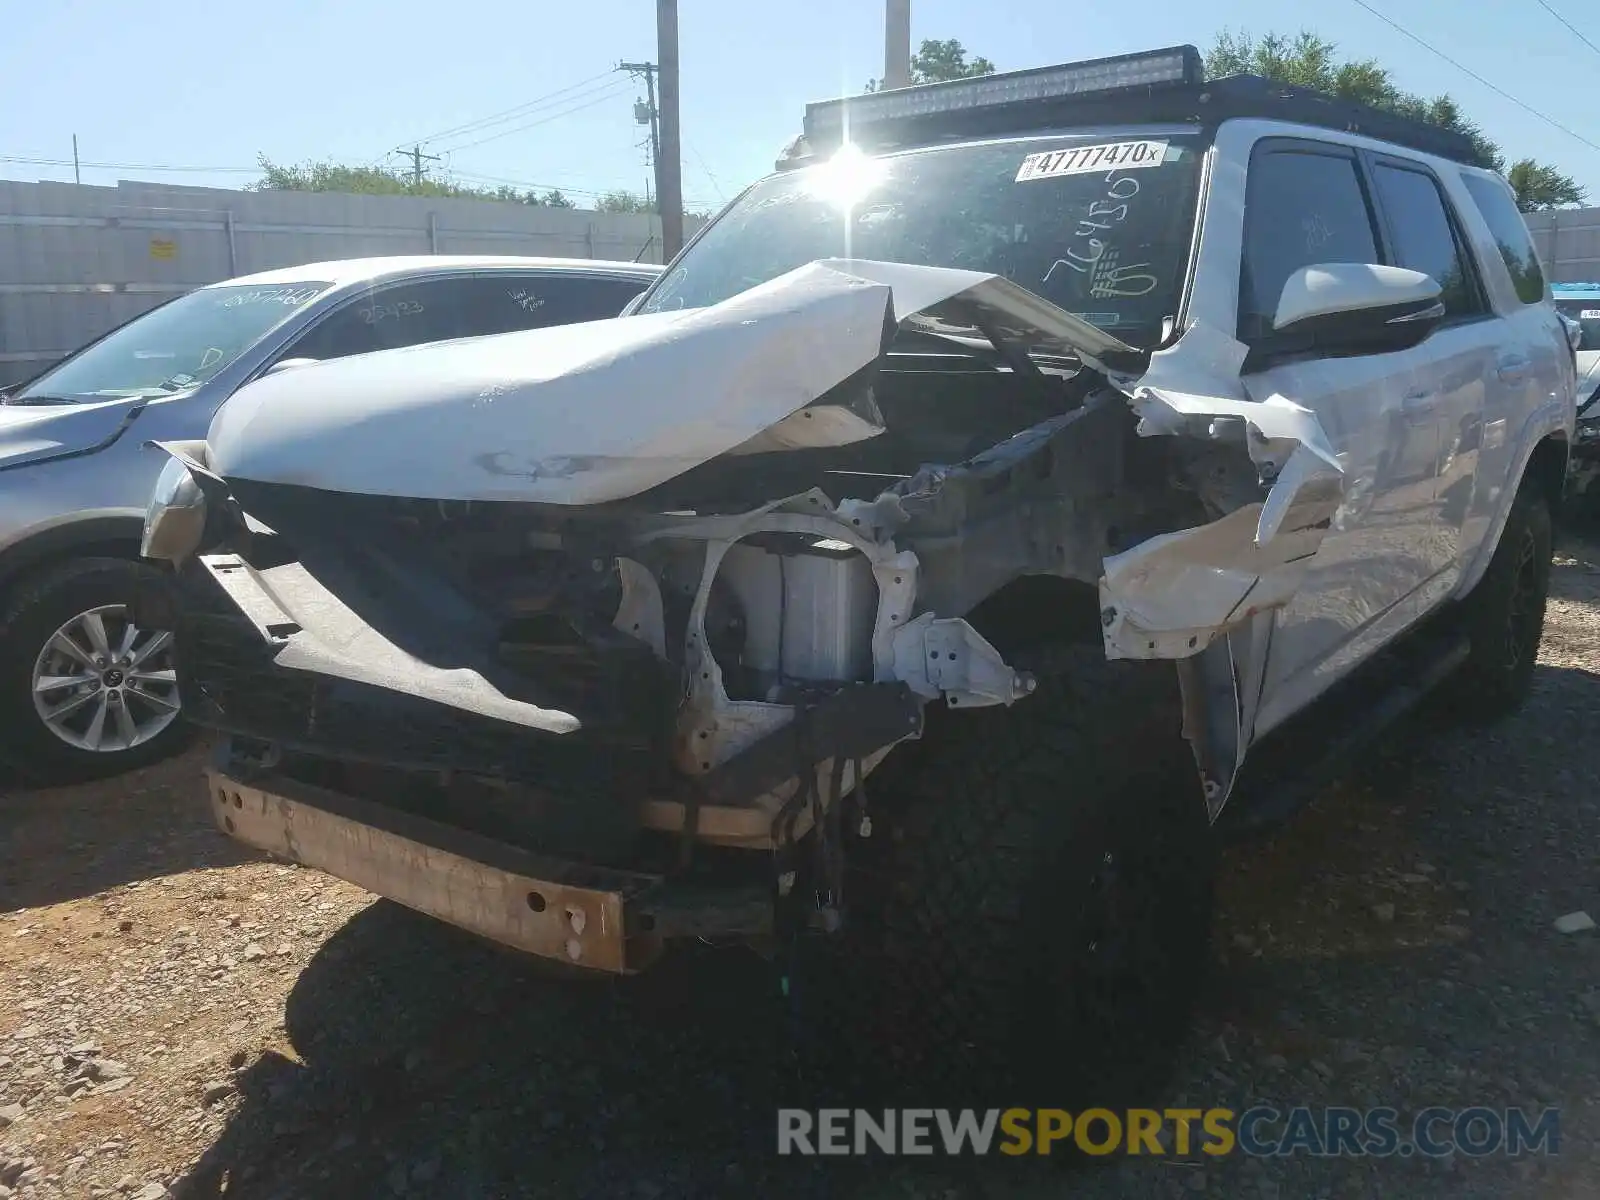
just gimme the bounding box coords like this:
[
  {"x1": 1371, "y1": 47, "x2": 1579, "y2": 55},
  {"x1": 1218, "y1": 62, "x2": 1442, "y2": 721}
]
[
  {"x1": 1583, "y1": 309, "x2": 1600, "y2": 320},
  {"x1": 1016, "y1": 140, "x2": 1169, "y2": 182},
  {"x1": 511, "y1": 288, "x2": 546, "y2": 312}
]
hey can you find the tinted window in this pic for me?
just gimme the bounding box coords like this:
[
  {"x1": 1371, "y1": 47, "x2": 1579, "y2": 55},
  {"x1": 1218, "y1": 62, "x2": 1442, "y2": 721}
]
[
  {"x1": 468, "y1": 274, "x2": 649, "y2": 335},
  {"x1": 1462, "y1": 175, "x2": 1547, "y2": 304},
  {"x1": 288, "y1": 278, "x2": 471, "y2": 361},
  {"x1": 1240, "y1": 149, "x2": 1380, "y2": 339},
  {"x1": 289, "y1": 274, "x2": 649, "y2": 361},
  {"x1": 1373, "y1": 164, "x2": 1481, "y2": 317}
]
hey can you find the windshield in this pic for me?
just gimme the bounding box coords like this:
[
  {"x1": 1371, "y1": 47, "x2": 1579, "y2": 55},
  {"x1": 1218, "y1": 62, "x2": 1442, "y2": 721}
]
[
  {"x1": 637, "y1": 132, "x2": 1204, "y2": 347},
  {"x1": 12, "y1": 282, "x2": 331, "y2": 403},
  {"x1": 1556, "y1": 299, "x2": 1600, "y2": 353}
]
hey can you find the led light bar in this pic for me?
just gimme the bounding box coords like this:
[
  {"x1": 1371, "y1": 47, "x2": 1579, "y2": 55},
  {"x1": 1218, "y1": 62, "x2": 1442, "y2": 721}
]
[{"x1": 803, "y1": 45, "x2": 1203, "y2": 144}]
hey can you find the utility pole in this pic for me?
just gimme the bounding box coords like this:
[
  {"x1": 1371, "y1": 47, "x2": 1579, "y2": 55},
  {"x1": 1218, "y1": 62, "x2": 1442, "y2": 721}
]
[
  {"x1": 656, "y1": 0, "x2": 684, "y2": 259},
  {"x1": 884, "y1": 0, "x2": 912, "y2": 89},
  {"x1": 406, "y1": 143, "x2": 441, "y2": 187},
  {"x1": 620, "y1": 60, "x2": 662, "y2": 207},
  {"x1": 71, "y1": 134, "x2": 81, "y2": 185}
]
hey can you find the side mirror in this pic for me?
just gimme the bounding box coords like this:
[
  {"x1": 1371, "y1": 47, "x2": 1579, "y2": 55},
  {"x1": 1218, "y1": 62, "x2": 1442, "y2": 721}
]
[
  {"x1": 1559, "y1": 312, "x2": 1583, "y2": 354},
  {"x1": 1271, "y1": 263, "x2": 1444, "y2": 356},
  {"x1": 263, "y1": 357, "x2": 320, "y2": 377}
]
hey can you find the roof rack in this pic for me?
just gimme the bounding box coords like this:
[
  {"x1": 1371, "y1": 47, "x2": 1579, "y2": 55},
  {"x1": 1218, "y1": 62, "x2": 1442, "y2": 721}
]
[{"x1": 783, "y1": 46, "x2": 1483, "y2": 169}]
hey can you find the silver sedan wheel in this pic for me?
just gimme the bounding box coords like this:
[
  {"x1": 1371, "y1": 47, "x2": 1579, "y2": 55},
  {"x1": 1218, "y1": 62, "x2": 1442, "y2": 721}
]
[{"x1": 30, "y1": 604, "x2": 181, "y2": 753}]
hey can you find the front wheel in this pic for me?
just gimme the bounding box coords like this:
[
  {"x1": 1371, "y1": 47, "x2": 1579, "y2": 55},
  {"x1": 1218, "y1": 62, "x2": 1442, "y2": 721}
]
[
  {"x1": 0, "y1": 557, "x2": 192, "y2": 783},
  {"x1": 804, "y1": 645, "x2": 1216, "y2": 1108}
]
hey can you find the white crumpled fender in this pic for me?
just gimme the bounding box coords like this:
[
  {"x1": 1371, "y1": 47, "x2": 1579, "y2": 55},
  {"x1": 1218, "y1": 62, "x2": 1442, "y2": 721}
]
[{"x1": 1098, "y1": 321, "x2": 1346, "y2": 661}]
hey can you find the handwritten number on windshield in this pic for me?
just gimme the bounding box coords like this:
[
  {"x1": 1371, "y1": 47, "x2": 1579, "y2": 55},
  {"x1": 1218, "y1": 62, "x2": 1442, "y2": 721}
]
[{"x1": 1043, "y1": 172, "x2": 1160, "y2": 298}]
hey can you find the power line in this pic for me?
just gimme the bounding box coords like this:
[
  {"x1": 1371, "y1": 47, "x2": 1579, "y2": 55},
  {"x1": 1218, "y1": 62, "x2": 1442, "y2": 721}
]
[
  {"x1": 402, "y1": 69, "x2": 621, "y2": 150},
  {"x1": 0, "y1": 154, "x2": 257, "y2": 174},
  {"x1": 685, "y1": 141, "x2": 728, "y2": 204},
  {"x1": 1348, "y1": 0, "x2": 1600, "y2": 155},
  {"x1": 443, "y1": 80, "x2": 634, "y2": 153},
  {"x1": 1532, "y1": 0, "x2": 1600, "y2": 61}
]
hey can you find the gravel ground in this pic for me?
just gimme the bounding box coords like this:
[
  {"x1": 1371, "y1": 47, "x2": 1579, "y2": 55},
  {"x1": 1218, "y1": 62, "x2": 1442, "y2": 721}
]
[{"x1": 2, "y1": 537, "x2": 1598, "y2": 1200}]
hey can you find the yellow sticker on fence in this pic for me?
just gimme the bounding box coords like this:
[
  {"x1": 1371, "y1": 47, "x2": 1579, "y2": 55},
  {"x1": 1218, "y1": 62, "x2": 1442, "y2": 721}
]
[{"x1": 149, "y1": 239, "x2": 177, "y2": 260}]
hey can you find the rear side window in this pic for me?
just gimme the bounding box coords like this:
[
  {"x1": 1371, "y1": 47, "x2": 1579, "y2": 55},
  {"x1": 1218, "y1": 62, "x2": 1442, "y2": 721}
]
[
  {"x1": 1371, "y1": 163, "x2": 1483, "y2": 318},
  {"x1": 1462, "y1": 175, "x2": 1547, "y2": 304},
  {"x1": 288, "y1": 278, "x2": 474, "y2": 360},
  {"x1": 468, "y1": 274, "x2": 650, "y2": 335},
  {"x1": 1240, "y1": 148, "x2": 1381, "y2": 340}
]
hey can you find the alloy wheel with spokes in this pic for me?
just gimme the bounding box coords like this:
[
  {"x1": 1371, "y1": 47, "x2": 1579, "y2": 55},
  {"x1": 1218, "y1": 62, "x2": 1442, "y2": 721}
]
[{"x1": 31, "y1": 604, "x2": 180, "y2": 753}]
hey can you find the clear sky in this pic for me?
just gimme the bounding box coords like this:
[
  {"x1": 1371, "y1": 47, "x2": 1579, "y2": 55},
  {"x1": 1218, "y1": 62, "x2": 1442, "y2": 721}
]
[{"x1": 3, "y1": 0, "x2": 1598, "y2": 210}]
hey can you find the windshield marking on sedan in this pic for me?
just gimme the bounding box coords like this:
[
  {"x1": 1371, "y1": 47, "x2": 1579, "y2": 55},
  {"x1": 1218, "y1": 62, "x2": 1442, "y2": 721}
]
[
  {"x1": 1015, "y1": 140, "x2": 1169, "y2": 182},
  {"x1": 359, "y1": 300, "x2": 425, "y2": 324},
  {"x1": 219, "y1": 286, "x2": 323, "y2": 308}
]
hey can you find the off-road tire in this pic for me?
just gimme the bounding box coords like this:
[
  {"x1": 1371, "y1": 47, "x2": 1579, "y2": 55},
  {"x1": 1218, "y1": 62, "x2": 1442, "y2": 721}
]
[
  {"x1": 0, "y1": 557, "x2": 193, "y2": 784},
  {"x1": 1449, "y1": 488, "x2": 1552, "y2": 723},
  {"x1": 797, "y1": 643, "x2": 1216, "y2": 1110}
]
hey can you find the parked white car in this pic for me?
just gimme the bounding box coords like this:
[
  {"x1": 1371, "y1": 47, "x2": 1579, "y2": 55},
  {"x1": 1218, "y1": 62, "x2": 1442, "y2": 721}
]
[
  {"x1": 145, "y1": 47, "x2": 1573, "y2": 1104},
  {"x1": 0, "y1": 256, "x2": 658, "y2": 780}
]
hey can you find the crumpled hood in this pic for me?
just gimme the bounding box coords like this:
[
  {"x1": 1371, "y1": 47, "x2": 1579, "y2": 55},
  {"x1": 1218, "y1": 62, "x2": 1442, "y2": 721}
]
[
  {"x1": 206, "y1": 258, "x2": 1140, "y2": 505},
  {"x1": 0, "y1": 397, "x2": 147, "y2": 471}
]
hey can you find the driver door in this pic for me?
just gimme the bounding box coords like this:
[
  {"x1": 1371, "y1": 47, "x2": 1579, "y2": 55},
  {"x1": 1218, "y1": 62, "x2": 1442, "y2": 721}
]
[{"x1": 1238, "y1": 140, "x2": 1463, "y2": 736}]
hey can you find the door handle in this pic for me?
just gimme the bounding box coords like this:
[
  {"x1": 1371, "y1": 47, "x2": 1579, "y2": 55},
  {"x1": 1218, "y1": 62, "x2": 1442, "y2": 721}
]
[{"x1": 1497, "y1": 355, "x2": 1532, "y2": 384}]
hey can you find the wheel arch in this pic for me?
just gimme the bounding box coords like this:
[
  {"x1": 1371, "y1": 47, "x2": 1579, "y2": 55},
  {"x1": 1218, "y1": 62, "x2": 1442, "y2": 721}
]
[
  {"x1": 0, "y1": 516, "x2": 146, "y2": 604},
  {"x1": 1524, "y1": 431, "x2": 1570, "y2": 515},
  {"x1": 959, "y1": 574, "x2": 1106, "y2": 660},
  {"x1": 1455, "y1": 429, "x2": 1569, "y2": 601}
]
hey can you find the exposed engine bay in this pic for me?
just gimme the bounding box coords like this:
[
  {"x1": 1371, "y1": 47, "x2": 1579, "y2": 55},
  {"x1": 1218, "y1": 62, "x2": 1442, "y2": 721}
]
[{"x1": 151, "y1": 259, "x2": 1346, "y2": 947}]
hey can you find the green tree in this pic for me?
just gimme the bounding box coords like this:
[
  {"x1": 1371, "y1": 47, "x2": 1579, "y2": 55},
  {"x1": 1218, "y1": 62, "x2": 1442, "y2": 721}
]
[
  {"x1": 1506, "y1": 158, "x2": 1585, "y2": 211},
  {"x1": 908, "y1": 38, "x2": 995, "y2": 83},
  {"x1": 588, "y1": 191, "x2": 710, "y2": 221},
  {"x1": 251, "y1": 156, "x2": 576, "y2": 207},
  {"x1": 596, "y1": 189, "x2": 655, "y2": 214},
  {"x1": 867, "y1": 37, "x2": 995, "y2": 91},
  {"x1": 1205, "y1": 30, "x2": 1585, "y2": 210}
]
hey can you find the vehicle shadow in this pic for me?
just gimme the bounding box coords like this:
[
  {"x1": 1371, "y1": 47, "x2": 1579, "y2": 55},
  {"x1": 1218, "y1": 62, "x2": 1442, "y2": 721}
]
[
  {"x1": 176, "y1": 903, "x2": 895, "y2": 1199},
  {"x1": 173, "y1": 670, "x2": 1600, "y2": 1200},
  {"x1": 0, "y1": 739, "x2": 263, "y2": 913},
  {"x1": 174, "y1": 545, "x2": 1600, "y2": 1200}
]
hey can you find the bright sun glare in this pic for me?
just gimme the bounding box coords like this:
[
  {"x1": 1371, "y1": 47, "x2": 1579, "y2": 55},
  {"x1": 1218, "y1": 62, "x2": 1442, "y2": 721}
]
[{"x1": 804, "y1": 142, "x2": 887, "y2": 210}]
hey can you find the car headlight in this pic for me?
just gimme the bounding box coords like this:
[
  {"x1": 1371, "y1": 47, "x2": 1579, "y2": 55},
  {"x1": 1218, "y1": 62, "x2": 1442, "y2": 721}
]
[{"x1": 141, "y1": 454, "x2": 209, "y2": 564}]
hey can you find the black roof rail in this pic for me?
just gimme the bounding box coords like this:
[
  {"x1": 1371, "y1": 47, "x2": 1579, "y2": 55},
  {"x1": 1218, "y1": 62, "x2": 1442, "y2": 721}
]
[{"x1": 782, "y1": 53, "x2": 1483, "y2": 170}]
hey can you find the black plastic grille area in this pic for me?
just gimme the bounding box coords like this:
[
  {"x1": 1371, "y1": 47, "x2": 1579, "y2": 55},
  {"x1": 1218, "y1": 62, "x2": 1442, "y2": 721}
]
[{"x1": 174, "y1": 574, "x2": 658, "y2": 797}]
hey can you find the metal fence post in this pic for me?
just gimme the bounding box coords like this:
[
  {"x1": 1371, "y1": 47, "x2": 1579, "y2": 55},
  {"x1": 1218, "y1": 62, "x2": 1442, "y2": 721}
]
[
  {"x1": 224, "y1": 209, "x2": 238, "y2": 275},
  {"x1": 428, "y1": 211, "x2": 439, "y2": 254}
]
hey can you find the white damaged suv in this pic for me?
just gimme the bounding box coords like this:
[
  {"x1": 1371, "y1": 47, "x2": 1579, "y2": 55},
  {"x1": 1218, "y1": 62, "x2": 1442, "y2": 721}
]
[{"x1": 142, "y1": 46, "x2": 1573, "y2": 1103}]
